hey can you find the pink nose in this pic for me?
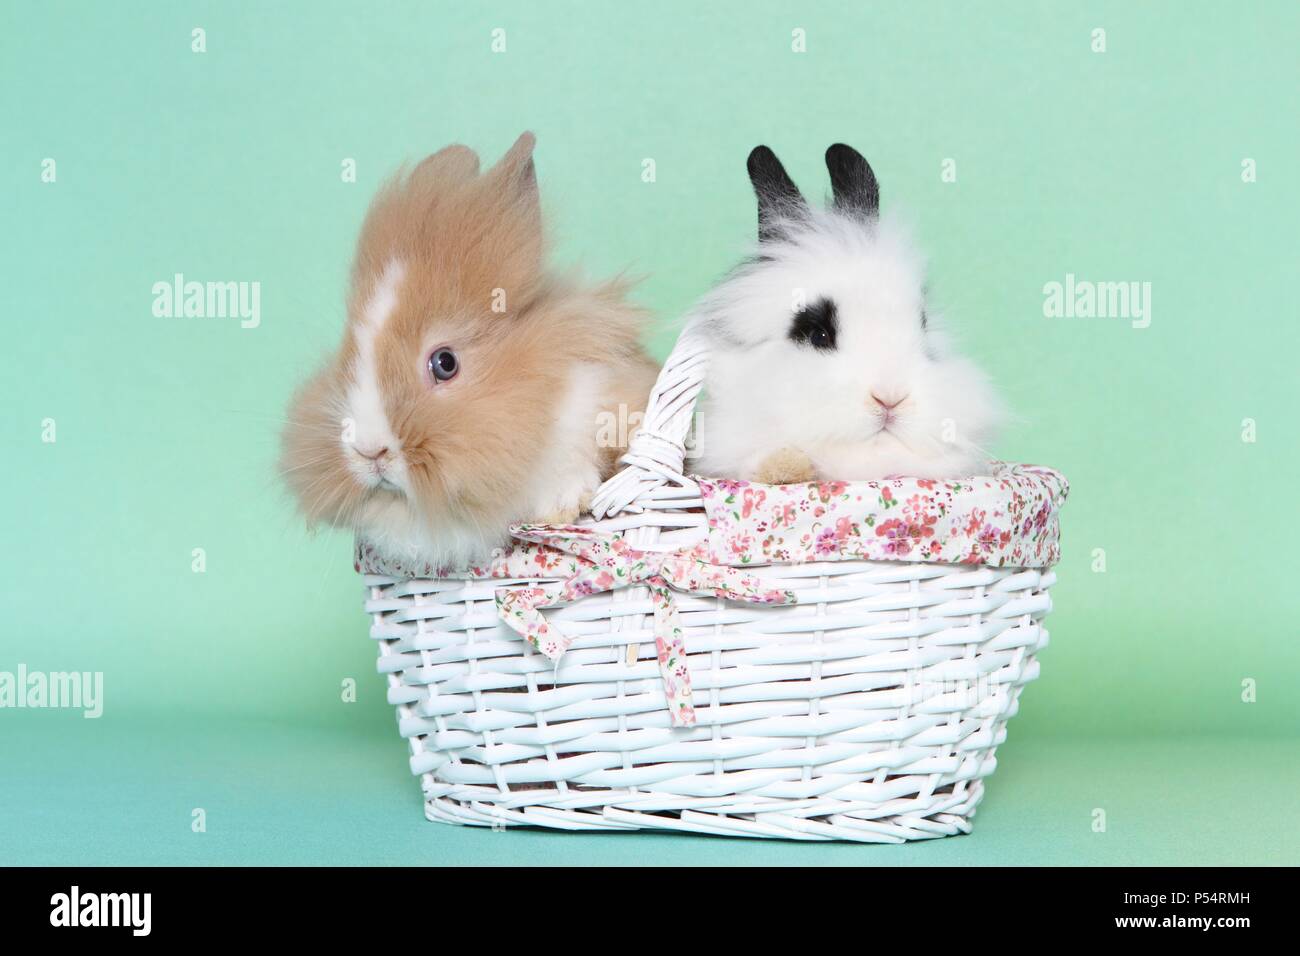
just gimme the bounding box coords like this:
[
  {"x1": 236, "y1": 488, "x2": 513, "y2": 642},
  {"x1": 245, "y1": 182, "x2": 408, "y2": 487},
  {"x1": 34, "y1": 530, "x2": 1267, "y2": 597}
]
[
  {"x1": 355, "y1": 445, "x2": 389, "y2": 461},
  {"x1": 871, "y1": 393, "x2": 907, "y2": 411}
]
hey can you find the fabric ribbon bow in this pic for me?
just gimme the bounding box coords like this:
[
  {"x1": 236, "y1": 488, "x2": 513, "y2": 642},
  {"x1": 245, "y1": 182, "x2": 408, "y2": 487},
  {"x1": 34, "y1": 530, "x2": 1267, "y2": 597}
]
[{"x1": 495, "y1": 524, "x2": 797, "y2": 727}]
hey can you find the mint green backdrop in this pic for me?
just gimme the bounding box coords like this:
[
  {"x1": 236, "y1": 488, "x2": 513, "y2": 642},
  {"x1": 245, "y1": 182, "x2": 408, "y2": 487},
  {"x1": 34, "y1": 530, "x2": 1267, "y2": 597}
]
[{"x1": 3, "y1": 1, "x2": 1297, "y2": 865}]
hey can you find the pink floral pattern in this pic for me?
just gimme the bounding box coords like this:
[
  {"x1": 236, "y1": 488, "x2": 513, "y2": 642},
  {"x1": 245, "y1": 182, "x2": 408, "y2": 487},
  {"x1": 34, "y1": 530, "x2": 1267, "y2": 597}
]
[
  {"x1": 493, "y1": 525, "x2": 796, "y2": 727},
  {"x1": 698, "y1": 463, "x2": 1067, "y2": 569}
]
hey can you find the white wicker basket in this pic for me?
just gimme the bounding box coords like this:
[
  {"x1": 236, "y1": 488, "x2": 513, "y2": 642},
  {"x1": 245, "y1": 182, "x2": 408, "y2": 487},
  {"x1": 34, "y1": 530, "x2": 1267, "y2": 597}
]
[{"x1": 359, "y1": 324, "x2": 1067, "y2": 842}]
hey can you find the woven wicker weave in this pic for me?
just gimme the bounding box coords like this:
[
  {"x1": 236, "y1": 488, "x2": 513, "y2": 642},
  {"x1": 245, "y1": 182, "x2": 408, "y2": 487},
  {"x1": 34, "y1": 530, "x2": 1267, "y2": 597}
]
[{"x1": 361, "y1": 323, "x2": 1062, "y2": 842}]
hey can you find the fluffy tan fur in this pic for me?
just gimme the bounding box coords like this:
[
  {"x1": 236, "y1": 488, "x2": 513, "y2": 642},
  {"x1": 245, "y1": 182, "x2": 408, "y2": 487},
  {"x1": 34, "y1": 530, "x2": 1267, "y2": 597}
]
[{"x1": 281, "y1": 133, "x2": 658, "y2": 565}]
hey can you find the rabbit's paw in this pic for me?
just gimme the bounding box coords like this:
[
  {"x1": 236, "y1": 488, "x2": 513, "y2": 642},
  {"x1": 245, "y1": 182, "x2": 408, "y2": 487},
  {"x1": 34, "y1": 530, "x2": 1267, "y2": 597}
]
[
  {"x1": 533, "y1": 470, "x2": 599, "y2": 526},
  {"x1": 753, "y1": 448, "x2": 817, "y2": 485},
  {"x1": 535, "y1": 504, "x2": 581, "y2": 526}
]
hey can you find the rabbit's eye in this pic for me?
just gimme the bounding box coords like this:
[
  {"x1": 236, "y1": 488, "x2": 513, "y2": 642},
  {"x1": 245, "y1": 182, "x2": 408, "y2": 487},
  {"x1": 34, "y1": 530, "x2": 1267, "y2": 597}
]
[
  {"x1": 788, "y1": 298, "x2": 838, "y2": 351},
  {"x1": 427, "y1": 347, "x2": 459, "y2": 382}
]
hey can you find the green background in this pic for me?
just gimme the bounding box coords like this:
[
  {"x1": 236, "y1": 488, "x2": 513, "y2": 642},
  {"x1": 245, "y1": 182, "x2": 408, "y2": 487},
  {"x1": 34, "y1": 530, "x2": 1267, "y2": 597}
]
[{"x1": 3, "y1": 1, "x2": 1296, "y2": 865}]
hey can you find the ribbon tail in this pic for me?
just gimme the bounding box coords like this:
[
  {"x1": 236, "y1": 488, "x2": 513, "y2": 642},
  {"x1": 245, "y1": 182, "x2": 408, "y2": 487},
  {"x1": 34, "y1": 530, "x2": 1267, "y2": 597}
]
[
  {"x1": 495, "y1": 585, "x2": 572, "y2": 664},
  {"x1": 649, "y1": 580, "x2": 696, "y2": 728}
]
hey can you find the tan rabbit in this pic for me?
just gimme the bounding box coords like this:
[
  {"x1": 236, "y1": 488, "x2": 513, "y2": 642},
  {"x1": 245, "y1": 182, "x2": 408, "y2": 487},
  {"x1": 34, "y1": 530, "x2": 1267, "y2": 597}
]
[{"x1": 281, "y1": 132, "x2": 658, "y2": 568}]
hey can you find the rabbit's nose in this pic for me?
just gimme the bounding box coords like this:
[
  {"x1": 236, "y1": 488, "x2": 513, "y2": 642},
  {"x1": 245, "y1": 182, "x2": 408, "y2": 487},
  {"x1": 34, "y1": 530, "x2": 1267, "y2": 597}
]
[
  {"x1": 355, "y1": 445, "x2": 390, "y2": 462},
  {"x1": 870, "y1": 392, "x2": 908, "y2": 411}
]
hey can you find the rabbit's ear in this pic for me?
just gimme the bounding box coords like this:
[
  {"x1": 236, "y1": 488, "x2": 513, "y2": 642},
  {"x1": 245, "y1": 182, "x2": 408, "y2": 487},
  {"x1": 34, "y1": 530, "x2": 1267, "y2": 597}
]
[
  {"x1": 486, "y1": 131, "x2": 539, "y2": 207},
  {"x1": 747, "y1": 145, "x2": 807, "y2": 242},
  {"x1": 465, "y1": 131, "x2": 542, "y2": 294},
  {"x1": 825, "y1": 143, "x2": 879, "y2": 220},
  {"x1": 412, "y1": 144, "x2": 481, "y2": 183}
]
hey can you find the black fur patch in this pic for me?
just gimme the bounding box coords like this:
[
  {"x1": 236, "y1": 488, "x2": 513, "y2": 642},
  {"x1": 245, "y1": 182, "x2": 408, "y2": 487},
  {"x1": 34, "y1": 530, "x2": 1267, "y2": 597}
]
[
  {"x1": 789, "y1": 298, "x2": 839, "y2": 351},
  {"x1": 825, "y1": 143, "x2": 880, "y2": 220},
  {"x1": 748, "y1": 145, "x2": 808, "y2": 243}
]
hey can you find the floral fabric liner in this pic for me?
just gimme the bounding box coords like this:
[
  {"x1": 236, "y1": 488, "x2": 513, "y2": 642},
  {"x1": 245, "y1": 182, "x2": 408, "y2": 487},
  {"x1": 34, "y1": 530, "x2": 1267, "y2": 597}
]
[
  {"x1": 356, "y1": 462, "x2": 1067, "y2": 579},
  {"x1": 699, "y1": 462, "x2": 1067, "y2": 569}
]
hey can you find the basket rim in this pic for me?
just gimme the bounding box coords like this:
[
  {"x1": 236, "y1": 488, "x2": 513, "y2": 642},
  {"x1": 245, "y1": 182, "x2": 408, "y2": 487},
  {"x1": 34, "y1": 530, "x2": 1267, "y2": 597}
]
[{"x1": 356, "y1": 461, "x2": 1066, "y2": 580}]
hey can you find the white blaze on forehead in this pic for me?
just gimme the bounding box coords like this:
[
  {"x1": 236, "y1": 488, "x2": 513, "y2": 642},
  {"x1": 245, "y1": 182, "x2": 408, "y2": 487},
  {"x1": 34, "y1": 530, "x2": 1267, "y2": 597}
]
[{"x1": 346, "y1": 259, "x2": 406, "y2": 454}]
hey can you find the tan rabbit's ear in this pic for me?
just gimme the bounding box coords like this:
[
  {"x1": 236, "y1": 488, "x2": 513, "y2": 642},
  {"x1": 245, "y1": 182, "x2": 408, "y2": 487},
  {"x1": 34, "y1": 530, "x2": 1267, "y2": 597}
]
[
  {"x1": 473, "y1": 132, "x2": 542, "y2": 294},
  {"x1": 485, "y1": 131, "x2": 540, "y2": 217},
  {"x1": 412, "y1": 143, "x2": 480, "y2": 184},
  {"x1": 418, "y1": 143, "x2": 480, "y2": 178}
]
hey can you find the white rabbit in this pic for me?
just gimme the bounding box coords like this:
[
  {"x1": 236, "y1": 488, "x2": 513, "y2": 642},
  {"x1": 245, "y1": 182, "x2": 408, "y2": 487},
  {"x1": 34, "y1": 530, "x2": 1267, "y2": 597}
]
[{"x1": 691, "y1": 143, "x2": 1005, "y2": 483}]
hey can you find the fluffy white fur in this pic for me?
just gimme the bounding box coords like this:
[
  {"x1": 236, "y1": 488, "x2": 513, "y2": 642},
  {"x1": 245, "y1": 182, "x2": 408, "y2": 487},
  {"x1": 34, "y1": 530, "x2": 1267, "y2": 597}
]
[
  {"x1": 344, "y1": 259, "x2": 406, "y2": 481},
  {"x1": 523, "y1": 362, "x2": 608, "y2": 521},
  {"x1": 693, "y1": 209, "x2": 1004, "y2": 480}
]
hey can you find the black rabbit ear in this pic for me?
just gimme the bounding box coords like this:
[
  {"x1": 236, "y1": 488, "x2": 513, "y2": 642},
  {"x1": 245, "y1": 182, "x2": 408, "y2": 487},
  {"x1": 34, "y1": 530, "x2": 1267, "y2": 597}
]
[
  {"x1": 747, "y1": 145, "x2": 807, "y2": 242},
  {"x1": 825, "y1": 143, "x2": 880, "y2": 220}
]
